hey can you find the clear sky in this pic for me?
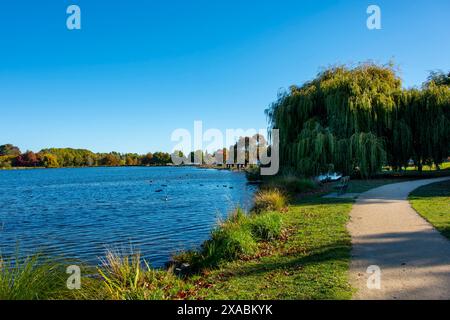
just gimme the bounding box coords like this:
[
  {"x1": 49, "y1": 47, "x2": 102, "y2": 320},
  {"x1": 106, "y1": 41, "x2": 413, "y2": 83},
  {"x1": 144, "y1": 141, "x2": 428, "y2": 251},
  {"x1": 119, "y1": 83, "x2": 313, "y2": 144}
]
[{"x1": 1, "y1": 0, "x2": 449, "y2": 154}]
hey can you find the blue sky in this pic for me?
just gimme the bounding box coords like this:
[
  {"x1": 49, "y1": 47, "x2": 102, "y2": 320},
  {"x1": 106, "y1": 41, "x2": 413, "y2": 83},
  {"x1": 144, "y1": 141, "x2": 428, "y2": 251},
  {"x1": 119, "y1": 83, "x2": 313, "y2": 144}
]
[{"x1": 1, "y1": 0, "x2": 449, "y2": 154}]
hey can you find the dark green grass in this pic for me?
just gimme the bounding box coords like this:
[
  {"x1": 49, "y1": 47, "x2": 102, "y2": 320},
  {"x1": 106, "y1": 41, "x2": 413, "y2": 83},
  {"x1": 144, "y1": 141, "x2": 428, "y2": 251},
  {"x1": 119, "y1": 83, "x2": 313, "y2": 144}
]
[{"x1": 409, "y1": 180, "x2": 450, "y2": 239}]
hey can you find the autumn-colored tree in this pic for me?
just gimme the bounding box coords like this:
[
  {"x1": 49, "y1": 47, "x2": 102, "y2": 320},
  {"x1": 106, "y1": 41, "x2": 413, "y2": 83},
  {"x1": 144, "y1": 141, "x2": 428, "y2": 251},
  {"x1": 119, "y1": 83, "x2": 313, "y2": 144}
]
[
  {"x1": 100, "y1": 153, "x2": 121, "y2": 166},
  {"x1": 39, "y1": 153, "x2": 59, "y2": 168},
  {"x1": 14, "y1": 151, "x2": 40, "y2": 167},
  {"x1": 124, "y1": 153, "x2": 140, "y2": 166},
  {"x1": 0, "y1": 155, "x2": 15, "y2": 168}
]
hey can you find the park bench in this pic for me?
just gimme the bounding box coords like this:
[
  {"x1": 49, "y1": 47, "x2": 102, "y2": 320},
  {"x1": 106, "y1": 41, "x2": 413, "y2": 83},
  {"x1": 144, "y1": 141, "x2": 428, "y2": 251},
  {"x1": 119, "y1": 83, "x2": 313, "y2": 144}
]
[{"x1": 337, "y1": 176, "x2": 350, "y2": 195}]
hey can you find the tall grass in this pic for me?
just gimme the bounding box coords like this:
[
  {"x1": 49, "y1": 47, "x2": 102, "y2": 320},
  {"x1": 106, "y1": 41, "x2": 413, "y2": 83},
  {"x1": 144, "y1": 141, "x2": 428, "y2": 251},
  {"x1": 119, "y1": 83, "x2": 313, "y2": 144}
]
[
  {"x1": 253, "y1": 189, "x2": 287, "y2": 213},
  {"x1": 180, "y1": 208, "x2": 257, "y2": 269},
  {"x1": 0, "y1": 254, "x2": 67, "y2": 300},
  {"x1": 93, "y1": 251, "x2": 191, "y2": 300},
  {"x1": 71, "y1": 251, "x2": 193, "y2": 300},
  {"x1": 245, "y1": 212, "x2": 283, "y2": 241}
]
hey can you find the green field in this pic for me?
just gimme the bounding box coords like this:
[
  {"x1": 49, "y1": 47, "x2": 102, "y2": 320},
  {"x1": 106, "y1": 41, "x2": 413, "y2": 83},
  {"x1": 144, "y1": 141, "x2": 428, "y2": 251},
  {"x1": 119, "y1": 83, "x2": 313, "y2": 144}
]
[{"x1": 409, "y1": 180, "x2": 450, "y2": 240}]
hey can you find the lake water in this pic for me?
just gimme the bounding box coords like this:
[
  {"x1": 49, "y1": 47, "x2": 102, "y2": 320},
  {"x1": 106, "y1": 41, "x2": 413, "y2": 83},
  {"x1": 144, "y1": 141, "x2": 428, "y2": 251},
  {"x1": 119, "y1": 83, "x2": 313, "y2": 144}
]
[{"x1": 0, "y1": 167, "x2": 256, "y2": 267}]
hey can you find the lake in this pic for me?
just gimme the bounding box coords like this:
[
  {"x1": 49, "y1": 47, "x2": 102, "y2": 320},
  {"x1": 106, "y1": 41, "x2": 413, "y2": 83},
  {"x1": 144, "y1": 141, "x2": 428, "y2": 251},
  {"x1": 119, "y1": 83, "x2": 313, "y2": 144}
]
[{"x1": 0, "y1": 166, "x2": 256, "y2": 267}]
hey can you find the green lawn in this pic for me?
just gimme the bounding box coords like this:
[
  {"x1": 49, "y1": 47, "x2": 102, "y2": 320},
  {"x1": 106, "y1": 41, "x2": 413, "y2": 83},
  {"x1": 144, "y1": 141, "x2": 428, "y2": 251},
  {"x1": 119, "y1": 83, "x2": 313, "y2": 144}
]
[
  {"x1": 409, "y1": 180, "x2": 450, "y2": 240},
  {"x1": 405, "y1": 162, "x2": 450, "y2": 171},
  {"x1": 196, "y1": 197, "x2": 354, "y2": 300}
]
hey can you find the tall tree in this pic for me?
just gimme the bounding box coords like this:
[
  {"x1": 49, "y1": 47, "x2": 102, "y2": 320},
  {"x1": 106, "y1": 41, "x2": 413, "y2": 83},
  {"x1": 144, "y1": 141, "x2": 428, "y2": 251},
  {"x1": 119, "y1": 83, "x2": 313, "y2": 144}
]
[
  {"x1": 266, "y1": 63, "x2": 450, "y2": 177},
  {"x1": 0, "y1": 144, "x2": 21, "y2": 156}
]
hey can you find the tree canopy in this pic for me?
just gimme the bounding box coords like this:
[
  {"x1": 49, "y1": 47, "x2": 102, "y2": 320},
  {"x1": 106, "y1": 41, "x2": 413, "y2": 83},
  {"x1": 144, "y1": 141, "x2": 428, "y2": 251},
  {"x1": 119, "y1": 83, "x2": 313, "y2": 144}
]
[
  {"x1": 266, "y1": 63, "x2": 450, "y2": 177},
  {"x1": 0, "y1": 144, "x2": 21, "y2": 156},
  {"x1": 0, "y1": 147, "x2": 173, "y2": 168}
]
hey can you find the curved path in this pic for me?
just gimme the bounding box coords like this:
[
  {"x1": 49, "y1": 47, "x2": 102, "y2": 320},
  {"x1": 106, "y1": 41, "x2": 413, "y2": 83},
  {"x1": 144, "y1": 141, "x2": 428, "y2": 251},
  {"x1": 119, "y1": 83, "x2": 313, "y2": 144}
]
[{"x1": 348, "y1": 177, "x2": 450, "y2": 300}]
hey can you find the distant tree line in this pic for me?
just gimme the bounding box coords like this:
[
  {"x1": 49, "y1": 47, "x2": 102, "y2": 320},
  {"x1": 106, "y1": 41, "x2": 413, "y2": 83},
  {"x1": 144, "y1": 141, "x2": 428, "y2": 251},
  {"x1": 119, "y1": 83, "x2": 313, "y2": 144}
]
[
  {"x1": 0, "y1": 145, "x2": 173, "y2": 168},
  {"x1": 266, "y1": 64, "x2": 450, "y2": 178},
  {"x1": 0, "y1": 142, "x2": 268, "y2": 169}
]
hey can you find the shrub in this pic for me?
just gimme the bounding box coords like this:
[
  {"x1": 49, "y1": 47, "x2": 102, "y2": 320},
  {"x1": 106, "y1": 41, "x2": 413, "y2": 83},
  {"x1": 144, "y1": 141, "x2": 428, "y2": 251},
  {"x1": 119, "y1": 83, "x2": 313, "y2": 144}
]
[
  {"x1": 253, "y1": 189, "x2": 287, "y2": 213},
  {"x1": 266, "y1": 175, "x2": 317, "y2": 194},
  {"x1": 246, "y1": 212, "x2": 283, "y2": 241}
]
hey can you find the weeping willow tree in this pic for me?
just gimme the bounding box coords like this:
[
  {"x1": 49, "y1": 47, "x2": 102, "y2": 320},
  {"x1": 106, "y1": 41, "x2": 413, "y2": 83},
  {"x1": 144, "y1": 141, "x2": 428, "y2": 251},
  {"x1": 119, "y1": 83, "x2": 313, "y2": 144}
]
[
  {"x1": 405, "y1": 84, "x2": 450, "y2": 170},
  {"x1": 266, "y1": 63, "x2": 450, "y2": 178}
]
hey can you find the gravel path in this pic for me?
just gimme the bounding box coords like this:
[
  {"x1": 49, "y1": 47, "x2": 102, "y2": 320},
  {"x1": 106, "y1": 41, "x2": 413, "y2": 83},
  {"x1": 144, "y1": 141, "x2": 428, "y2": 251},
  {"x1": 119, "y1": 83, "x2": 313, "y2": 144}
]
[{"x1": 348, "y1": 177, "x2": 450, "y2": 300}]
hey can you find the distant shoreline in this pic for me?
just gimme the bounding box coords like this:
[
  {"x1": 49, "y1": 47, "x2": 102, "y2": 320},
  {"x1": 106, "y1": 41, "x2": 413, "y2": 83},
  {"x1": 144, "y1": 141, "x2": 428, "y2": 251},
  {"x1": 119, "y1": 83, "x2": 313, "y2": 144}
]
[
  {"x1": 0, "y1": 164, "x2": 176, "y2": 171},
  {"x1": 0, "y1": 164, "x2": 243, "y2": 172}
]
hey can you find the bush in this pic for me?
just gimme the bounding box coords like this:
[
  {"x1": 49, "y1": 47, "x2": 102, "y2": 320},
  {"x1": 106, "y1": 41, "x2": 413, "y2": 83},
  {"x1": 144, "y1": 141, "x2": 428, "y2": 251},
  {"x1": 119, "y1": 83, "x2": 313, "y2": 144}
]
[
  {"x1": 266, "y1": 175, "x2": 317, "y2": 194},
  {"x1": 246, "y1": 212, "x2": 283, "y2": 241},
  {"x1": 253, "y1": 189, "x2": 287, "y2": 213}
]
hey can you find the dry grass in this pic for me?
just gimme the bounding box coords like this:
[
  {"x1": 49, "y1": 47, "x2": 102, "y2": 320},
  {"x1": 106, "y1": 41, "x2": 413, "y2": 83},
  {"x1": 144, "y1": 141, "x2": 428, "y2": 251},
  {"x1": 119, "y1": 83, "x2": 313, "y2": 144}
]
[{"x1": 253, "y1": 189, "x2": 288, "y2": 213}]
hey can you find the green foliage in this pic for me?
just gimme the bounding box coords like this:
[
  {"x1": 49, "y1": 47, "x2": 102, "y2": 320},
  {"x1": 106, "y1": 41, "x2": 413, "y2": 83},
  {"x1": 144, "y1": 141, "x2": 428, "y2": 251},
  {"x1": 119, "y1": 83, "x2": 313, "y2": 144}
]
[
  {"x1": 40, "y1": 148, "x2": 98, "y2": 167},
  {"x1": 426, "y1": 70, "x2": 450, "y2": 87},
  {"x1": 245, "y1": 212, "x2": 283, "y2": 241},
  {"x1": 0, "y1": 254, "x2": 66, "y2": 300},
  {"x1": 39, "y1": 153, "x2": 59, "y2": 168},
  {"x1": 266, "y1": 63, "x2": 450, "y2": 177},
  {"x1": 202, "y1": 224, "x2": 257, "y2": 267},
  {"x1": 0, "y1": 144, "x2": 21, "y2": 156},
  {"x1": 265, "y1": 174, "x2": 317, "y2": 194},
  {"x1": 0, "y1": 155, "x2": 15, "y2": 168},
  {"x1": 151, "y1": 152, "x2": 171, "y2": 165},
  {"x1": 173, "y1": 206, "x2": 284, "y2": 270}
]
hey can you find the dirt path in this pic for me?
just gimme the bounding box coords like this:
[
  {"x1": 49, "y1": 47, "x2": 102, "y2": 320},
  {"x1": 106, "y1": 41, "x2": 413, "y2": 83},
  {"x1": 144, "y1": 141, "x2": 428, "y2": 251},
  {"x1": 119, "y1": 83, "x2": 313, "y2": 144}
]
[{"x1": 348, "y1": 177, "x2": 450, "y2": 300}]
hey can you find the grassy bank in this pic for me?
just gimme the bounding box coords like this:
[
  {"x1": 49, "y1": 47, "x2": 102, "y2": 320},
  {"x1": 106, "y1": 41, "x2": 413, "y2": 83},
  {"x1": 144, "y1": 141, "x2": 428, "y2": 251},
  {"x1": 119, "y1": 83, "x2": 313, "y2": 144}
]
[
  {"x1": 409, "y1": 180, "x2": 450, "y2": 240},
  {"x1": 197, "y1": 196, "x2": 353, "y2": 299}
]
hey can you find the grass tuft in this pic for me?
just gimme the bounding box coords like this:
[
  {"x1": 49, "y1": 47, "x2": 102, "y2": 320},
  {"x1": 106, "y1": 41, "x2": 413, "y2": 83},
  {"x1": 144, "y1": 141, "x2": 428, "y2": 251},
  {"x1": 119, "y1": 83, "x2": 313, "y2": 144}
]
[
  {"x1": 93, "y1": 251, "x2": 191, "y2": 300},
  {"x1": 253, "y1": 189, "x2": 287, "y2": 213},
  {"x1": 0, "y1": 254, "x2": 67, "y2": 300},
  {"x1": 245, "y1": 212, "x2": 283, "y2": 241}
]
